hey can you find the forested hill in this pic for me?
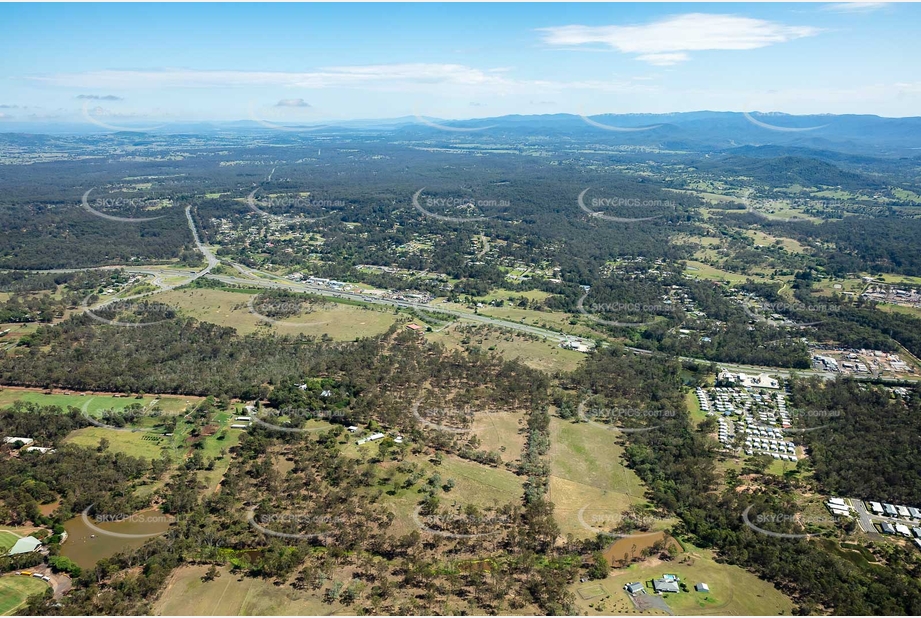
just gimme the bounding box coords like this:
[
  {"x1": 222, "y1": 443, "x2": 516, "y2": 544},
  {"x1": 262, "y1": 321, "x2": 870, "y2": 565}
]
[{"x1": 696, "y1": 155, "x2": 880, "y2": 191}]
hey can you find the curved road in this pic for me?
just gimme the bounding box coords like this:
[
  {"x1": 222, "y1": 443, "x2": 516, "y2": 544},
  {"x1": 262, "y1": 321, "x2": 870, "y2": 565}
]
[{"x1": 5, "y1": 209, "x2": 918, "y2": 385}]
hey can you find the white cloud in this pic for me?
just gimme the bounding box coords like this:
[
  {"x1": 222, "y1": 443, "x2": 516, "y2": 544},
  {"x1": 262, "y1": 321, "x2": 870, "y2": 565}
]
[
  {"x1": 636, "y1": 53, "x2": 689, "y2": 66},
  {"x1": 538, "y1": 13, "x2": 821, "y2": 64},
  {"x1": 824, "y1": 2, "x2": 890, "y2": 13},
  {"x1": 26, "y1": 64, "x2": 513, "y2": 91},
  {"x1": 23, "y1": 64, "x2": 661, "y2": 99}
]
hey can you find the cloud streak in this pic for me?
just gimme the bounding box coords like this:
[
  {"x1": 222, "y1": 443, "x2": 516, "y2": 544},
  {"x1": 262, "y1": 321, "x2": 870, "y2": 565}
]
[{"x1": 538, "y1": 13, "x2": 821, "y2": 64}]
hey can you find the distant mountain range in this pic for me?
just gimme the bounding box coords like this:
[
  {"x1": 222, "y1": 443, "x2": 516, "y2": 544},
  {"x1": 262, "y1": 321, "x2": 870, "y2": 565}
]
[{"x1": 4, "y1": 111, "x2": 921, "y2": 156}]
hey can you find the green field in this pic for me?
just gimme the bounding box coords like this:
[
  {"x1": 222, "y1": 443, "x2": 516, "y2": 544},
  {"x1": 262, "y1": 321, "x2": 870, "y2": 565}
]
[
  {"x1": 685, "y1": 390, "x2": 707, "y2": 426},
  {"x1": 379, "y1": 452, "x2": 524, "y2": 536},
  {"x1": 152, "y1": 288, "x2": 398, "y2": 340},
  {"x1": 426, "y1": 323, "x2": 585, "y2": 374},
  {"x1": 468, "y1": 411, "x2": 527, "y2": 464},
  {"x1": 548, "y1": 418, "x2": 652, "y2": 538},
  {"x1": 0, "y1": 389, "x2": 192, "y2": 415},
  {"x1": 63, "y1": 426, "x2": 170, "y2": 459},
  {"x1": 684, "y1": 261, "x2": 751, "y2": 285},
  {"x1": 0, "y1": 576, "x2": 49, "y2": 615},
  {"x1": 0, "y1": 532, "x2": 20, "y2": 554},
  {"x1": 745, "y1": 230, "x2": 809, "y2": 254},
  {"x1": 573, "y1": 543, "x2": 794, "y2": 616},
  {"x1": 154, "y1": 565, "x2": 342, "y2": 616}
]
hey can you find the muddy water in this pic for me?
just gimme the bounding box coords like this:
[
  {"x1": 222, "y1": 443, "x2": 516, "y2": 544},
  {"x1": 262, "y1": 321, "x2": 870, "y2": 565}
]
[
  {"x1": 602, "y1": 531, "x2": 678, "y2": 566},
  {"x1": 61, "y1": 509, "x2": 173, "y2": 569}
]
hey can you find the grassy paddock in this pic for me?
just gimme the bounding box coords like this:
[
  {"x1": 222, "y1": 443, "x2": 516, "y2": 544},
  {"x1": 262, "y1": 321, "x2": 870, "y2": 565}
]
[
  {"x1": 154, "y1": 565, "x2": 342, "y2": 616},
  {"x1": 548, "y1": 418, "x2": 650, "y2": 538},
  {"x1": 572, "y1": 543, "x2": 793, "y2": 616},
  {"x1": 152, "y1": 288, "x2": 397, "y2": 340}
]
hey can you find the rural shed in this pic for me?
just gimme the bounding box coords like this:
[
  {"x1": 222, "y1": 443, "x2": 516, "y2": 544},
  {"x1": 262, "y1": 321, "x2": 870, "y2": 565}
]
[
  {"x1": 695, "y1": 583, "x2": 710, "y2": 593},
  {"x1": 623, "y1": 582, "x2": 645, "y2": 595},
  {"x1": 7, "y1": 536, "x2": 41, "y2": 556}
]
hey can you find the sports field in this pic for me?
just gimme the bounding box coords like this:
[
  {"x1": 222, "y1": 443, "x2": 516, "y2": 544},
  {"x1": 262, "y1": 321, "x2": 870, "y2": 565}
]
[
  {"x1": 0, "y1": 532, "x2": 19, "y2": 554},
  {"x1": 0, "y1": 575, "x2": 49, "y2": 616}
]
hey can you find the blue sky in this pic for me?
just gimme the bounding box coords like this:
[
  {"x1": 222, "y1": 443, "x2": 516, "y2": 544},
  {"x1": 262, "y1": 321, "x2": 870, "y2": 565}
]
[{"x1": 1, "y1": 2, "x2": 919, "y2": 128}]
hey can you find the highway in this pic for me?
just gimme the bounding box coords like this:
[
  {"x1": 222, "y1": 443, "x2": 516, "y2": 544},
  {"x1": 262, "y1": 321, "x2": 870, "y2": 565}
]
[{"x1": 6, "y1": 207, "x2": 920, "y2": 384}]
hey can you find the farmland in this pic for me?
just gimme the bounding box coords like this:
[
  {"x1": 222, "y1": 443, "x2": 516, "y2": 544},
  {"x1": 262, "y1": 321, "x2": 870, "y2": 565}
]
[
  {"x1": 151, "y1": 288, "x2": 398, "y2": 340},
  {"x1": 572, "y1": 543, "x2": 794, "y2": 616},
  {"x1": 547, "y1": 418, "x2": 651, "y2": 539},
  {"x1": 154, "y1": 565, "x2": 343, "y2": 616}
]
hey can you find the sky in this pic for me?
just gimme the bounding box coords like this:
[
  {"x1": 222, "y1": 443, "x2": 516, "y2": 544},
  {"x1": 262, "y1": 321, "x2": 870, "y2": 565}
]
[{"x1": 1, "y1": 2, "x2": 919, "y2": 129}]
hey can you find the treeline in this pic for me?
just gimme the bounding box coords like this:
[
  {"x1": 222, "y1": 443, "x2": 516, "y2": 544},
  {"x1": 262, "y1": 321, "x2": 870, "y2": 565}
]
[
  {"x1": 790, "y1": 378, "x2": 921, "y2": 505},
  {"x1": 0, "y1": 403, "x2": 155, "y2": 526},
  {"x1": 0, "y1": 315, "x2": 550, "y2": 433},
  {"x1": 766, "y1": 217, "x2": 921, "y2": 277},
  {"x1": 610, "y1": 368, "x2": 921, "y2": 614}
]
